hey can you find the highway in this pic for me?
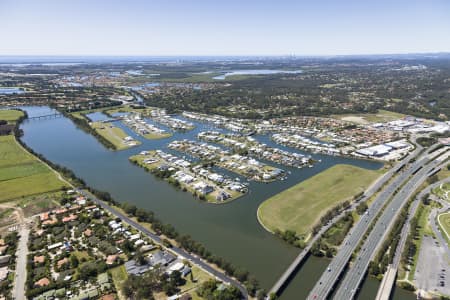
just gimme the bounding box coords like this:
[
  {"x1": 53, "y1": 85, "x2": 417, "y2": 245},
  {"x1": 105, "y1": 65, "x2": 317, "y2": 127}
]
[
  {"x1": 374, "y1": 176, "x2": 450, "y2": 300},
  {"x1": 333, "y1": 148, "x2": 450, "y2": 299},
  {"x1": 308, "y1": 145, "x2": 448, "y2": 300},
  {"x1": 77, "y1": 189, "x2": 249, "y2": 299},
  {"x1": 268, "y1": 142, "x2": 423, "y2": 296}
]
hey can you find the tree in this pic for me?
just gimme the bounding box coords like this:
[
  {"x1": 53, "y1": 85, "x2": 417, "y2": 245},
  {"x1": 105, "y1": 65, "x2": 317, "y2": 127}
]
[
  {"x1": 356, "y1": 202, "x2": 368, "y2": 215},
  {"x1": 70, "y1": 254, "x2": 79, "y2": 268},
  {"x1": 123, "y1": 202, "x2": 137, "y2": 215},
  {"x1": 135, "y1": 250, "x2": 147, "y2": 266},
  {"x1": 169, "y1": 270, "x2": 185, "y2": 286},
  {"x1": 162, "y1": 239, "x2": 172, "y2": 248},
  {"x1": 197, "y1": 279, "x2": 218, "y2": 297},
  {"x1": 78, "y1": 261, "x2": 106, "y2": 281},
  {"x1": 422, "y1": 194, "x2": 431, "y2": 205},
  {"x1": 121, "y1": 239, "x2": 135, "y2": 254},
  {"x1": 256, "y1": 289, "x2": 267, "y2": 300}
]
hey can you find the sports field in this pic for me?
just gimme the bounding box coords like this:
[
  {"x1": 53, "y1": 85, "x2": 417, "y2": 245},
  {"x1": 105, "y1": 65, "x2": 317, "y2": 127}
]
[
  {"x1": 257, "y1": 164, "x2": 381, "y2": 236},
  {"x1": 0, "y1": 135, "x2": 68, "y2": 202}
]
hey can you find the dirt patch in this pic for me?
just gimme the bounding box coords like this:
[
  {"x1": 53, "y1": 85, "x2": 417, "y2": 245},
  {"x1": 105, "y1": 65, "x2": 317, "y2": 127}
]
[{"x1": 341, "y1": 116, "x2": 369, "y2": 124}]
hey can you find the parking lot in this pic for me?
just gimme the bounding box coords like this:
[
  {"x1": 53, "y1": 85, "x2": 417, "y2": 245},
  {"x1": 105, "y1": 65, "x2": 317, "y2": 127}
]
[{"x1": 415, "y1": 235, "x2": 450, "y2": 296}]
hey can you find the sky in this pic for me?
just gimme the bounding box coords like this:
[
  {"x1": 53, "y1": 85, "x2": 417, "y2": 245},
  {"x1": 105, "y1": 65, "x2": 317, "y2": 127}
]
[{"x1": 0, "y1": 0, "x2": 449, "y2": 56}]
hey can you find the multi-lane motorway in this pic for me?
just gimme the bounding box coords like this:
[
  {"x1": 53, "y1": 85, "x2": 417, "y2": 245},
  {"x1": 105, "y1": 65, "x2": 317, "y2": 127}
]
[
  {"x1": 335, "y1": 150, "x2": 450, "y2": 299},
  {"x1": 269, "y1": 142, "x2": 424, "y2": 296},
  {"x1": 374, "y1": 177, "x2": 450, "y2": 300},
  {"x1": 308, "y1": 145, "x2": 449, "y2": 300}
]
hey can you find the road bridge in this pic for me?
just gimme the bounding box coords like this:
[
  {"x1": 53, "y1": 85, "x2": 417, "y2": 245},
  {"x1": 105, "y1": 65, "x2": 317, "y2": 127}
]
[
  {"x1": 375, "y1": 265, "x2": 397, "y2": 300},
  {"x1": 24, "y1": 112, "x2": 63, "y2": 121}
]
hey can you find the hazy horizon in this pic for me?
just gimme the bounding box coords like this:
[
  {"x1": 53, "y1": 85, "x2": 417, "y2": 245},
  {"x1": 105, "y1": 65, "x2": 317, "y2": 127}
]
[{"x1": 0, "y1": 52, "x2": 449, "y2": 64}]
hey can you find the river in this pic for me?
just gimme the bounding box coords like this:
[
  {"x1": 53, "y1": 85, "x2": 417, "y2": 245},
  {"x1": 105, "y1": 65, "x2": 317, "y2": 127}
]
[{"x1": 18, "y1": 106, "x2": 414, "y2": 299}]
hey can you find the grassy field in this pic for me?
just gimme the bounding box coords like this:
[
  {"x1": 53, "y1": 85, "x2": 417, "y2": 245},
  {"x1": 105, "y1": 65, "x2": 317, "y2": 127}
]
[
  {"x1": 17, "y1": 192, "x2": 62, "y2": 217},
  {"x1": 0, "y1": 109, "x2": 24, "y2": 122},
  {"x1": 332, "y1": 109, "x2": 406, "y2": 124},
  {"x1": 110, "y1": 265, "x2": 128, "y2": 300},
  {"x1": 436, "y1": 167, "x2": 450, "y2": 182},
  {"x1": 0, "y1": 135, "x2": 68, "y2": 202},
  {"x1": 0, "y1": 208, "x2": 16, "y2": 227},
  {"x1": 177, "y1": 265, "x2": 213, "y2": 297},
  {"x1": 91, "y1": 122, "x2": 140, "y2": 150},
  {"x1": 143, "y1": 132, "x2": 173, "y2": 140},
  {"x1": 257, "y1": 164, "x2": 381, "y2": 235},
  {"x1": 104, "y1": 105, "x2": 152, "y2": 115},
  {"x1": 433, "y1": 182, "x2": 450, "y2": 202},
  {"x1": 438, "y1": 212, "x2": 450, "y2": 245}
]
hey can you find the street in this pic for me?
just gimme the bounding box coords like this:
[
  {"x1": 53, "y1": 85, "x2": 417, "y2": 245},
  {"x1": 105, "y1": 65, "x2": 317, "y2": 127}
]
[
  {"x1": 12, "y1": 225, "x2": 30, "y2": 300},
  {"x1": 77, "y1": 189, "x2": 249, "y2": 299}
]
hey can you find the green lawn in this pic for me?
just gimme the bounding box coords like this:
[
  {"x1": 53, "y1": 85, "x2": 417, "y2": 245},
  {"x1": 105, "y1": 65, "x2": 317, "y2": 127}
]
[
  {"x1": 0, "y1": 161, "x2": 49, "y2": 181},
  {"x1": 257, "y1": 164, "x2": 381, "y2": 235},
  {"x1": 365, "y1": 110, "x2": 406, "y2": 122},
  {"x1": 104, "y1": 105, "x2": 152, "y2": 115},
  {"x1": 110, "y1": 265, "x2": 128, "y2": 300},
  {"x1": 332, "y1": 109, "x2": 406, "y2": 124},
  {"x1": 178, "y1": 265, "x2": 213, "y2": 295},
  {"x1": 0, "y1": 135, "x2": 68, "y2": 202},
  {"x1": 438, "y1": 212, "x2": 450, "y2": 245},
  {"x1": 0, "y1": 171, "x2": 67, "y2": 202},
  {"x1": 73, "y1": 251, "x2": 91, "y2": 261},
  {"x1": 433, "y1": 183, "x2": 450, "y2": 202},
  {"x1": 0, "y1": 135, "x2": 36, "y2": 168},
  {"x1": 91, "y1": 122, "x2": 140, "y2": 150},
  {"x1": 0, "y1": 109, "x2": 24, "y2": 122},
  {"x1": 18, "y1": 192, "x2": 62, "y2": 217},
  {"x1": 143, "y1": 132, "x2": 173, "y2": 140}
]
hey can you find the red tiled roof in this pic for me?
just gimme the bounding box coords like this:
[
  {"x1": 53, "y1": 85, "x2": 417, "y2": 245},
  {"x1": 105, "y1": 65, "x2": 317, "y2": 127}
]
[{"x1": 35, "y1": 277, "x2": 50, "y2": 287}]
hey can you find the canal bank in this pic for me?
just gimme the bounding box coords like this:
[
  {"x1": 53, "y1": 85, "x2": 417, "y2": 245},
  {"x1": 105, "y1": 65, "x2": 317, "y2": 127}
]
[{"x1": 17, "y1": 106, "x2": 413, "y2": 299}]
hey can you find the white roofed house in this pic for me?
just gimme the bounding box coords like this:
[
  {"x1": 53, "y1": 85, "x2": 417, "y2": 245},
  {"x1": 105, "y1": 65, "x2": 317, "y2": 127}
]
[
  {"x1": 129, "y1": 233, "x2": 140, "y2": 241},
  {"x1": 193, "y1": 181, "x2": 214, "y2": 195},
  {"x1": 356, "y1": 144, "x2": 393, "y2": 157},
  {"x1": 216, "y1": 190, "x2": 231, "y2": 201}
]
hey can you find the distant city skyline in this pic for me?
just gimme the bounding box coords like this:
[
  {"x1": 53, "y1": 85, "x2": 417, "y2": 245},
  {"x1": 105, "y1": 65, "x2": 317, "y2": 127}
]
[{"x1": 1, "y1": 0, "x2": 449, "y2": 56}]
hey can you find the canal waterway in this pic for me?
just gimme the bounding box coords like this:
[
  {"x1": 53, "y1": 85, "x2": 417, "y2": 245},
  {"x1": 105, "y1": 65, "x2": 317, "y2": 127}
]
[{"x1": 18, "y1": 106, "x2": 414, "y2": 299}]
